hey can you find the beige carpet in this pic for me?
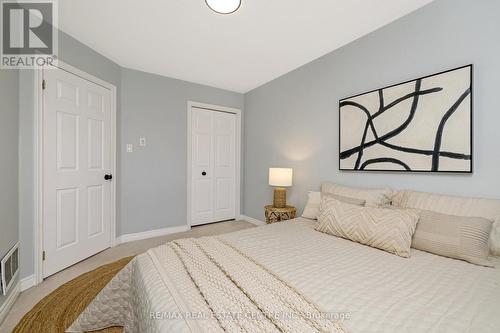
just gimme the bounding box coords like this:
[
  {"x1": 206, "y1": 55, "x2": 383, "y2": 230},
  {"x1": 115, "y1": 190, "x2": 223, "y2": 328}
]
[{"x1": 13, "y1": 257, "x2": 134, "y2": 333}]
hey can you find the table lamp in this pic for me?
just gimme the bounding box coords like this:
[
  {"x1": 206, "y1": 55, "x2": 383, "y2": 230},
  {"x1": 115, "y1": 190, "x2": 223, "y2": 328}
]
[{"x1": 269, "y1": 168, "x2": 293, "y2": 208}]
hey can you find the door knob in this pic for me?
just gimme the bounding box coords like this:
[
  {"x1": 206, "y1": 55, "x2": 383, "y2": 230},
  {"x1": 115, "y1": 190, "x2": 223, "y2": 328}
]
[
  {"x1": 104, "y1": 174, "x2": 113, "y2": 181},
  {"x1": 202, "y1": 171, "x2": 207, "y2": 176}
]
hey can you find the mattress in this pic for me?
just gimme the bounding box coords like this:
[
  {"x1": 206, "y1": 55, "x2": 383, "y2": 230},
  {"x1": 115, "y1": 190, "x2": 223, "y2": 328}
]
[{"x1": 69, "y1": 218, "x2": 500, "y2": 333}]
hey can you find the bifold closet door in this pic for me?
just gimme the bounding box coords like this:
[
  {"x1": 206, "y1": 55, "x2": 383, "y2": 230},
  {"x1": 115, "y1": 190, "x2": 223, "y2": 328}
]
[{"x1": 191, "y1": 107, "x2": 236, "y2": 226}]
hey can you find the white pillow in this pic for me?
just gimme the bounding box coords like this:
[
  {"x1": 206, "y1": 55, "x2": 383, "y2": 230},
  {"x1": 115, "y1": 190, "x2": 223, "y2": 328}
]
[
  {"x1": 302, "y1": 191, "x2": 321, "y2": 219},
  {"x1": 302, "y1": 191, "x2": 366, "y2": 219},
  {"x1": 321, "y1": 182, "x2": 393, "y2": 207}
]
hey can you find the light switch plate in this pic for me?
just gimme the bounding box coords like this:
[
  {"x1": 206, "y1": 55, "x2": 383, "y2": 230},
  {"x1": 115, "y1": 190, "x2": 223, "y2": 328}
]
[
  {"x1": 139, "y1": 137, "x2": 146, "y2": 147},
  {"x1": 126, "y1": 144, "x2": 133, "y2": 153}
]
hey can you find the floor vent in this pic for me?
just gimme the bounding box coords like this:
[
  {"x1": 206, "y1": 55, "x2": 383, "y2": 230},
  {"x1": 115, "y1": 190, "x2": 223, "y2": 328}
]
[{"x1": 1, "y1": 242, "x2": 19, "y2": 295}]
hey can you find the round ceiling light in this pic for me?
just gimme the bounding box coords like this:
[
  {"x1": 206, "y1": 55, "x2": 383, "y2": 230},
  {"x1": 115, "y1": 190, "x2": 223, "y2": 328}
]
[{"x1": 205, "y1": 0, "x2": 241, "y2": 14}]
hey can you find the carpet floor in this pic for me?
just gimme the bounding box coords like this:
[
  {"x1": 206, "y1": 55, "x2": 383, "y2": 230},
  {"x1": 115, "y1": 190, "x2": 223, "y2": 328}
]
[{"x1": 13, "y1": 257, "x2": 133, "y2": 333}]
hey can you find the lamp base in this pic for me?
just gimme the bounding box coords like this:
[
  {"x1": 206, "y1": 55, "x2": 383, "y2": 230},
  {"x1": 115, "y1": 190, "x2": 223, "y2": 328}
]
[{"x1": 273, "y1": 187, "x2": 287, "y2": 208}]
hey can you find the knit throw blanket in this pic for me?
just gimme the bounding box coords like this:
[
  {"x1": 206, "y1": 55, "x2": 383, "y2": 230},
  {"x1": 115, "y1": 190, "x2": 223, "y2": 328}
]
[{"x1": 68, "y1": 236, "x2": 347, "y2": 333}]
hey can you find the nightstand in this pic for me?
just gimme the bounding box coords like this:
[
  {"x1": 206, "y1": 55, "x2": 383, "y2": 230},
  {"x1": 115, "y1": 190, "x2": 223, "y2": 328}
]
[{"x1": 264, "y1": 205, "x2": 297, "y2": 224}]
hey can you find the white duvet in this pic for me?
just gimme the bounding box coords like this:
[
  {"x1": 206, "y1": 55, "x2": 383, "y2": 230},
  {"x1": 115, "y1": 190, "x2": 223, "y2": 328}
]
[{"x1": 69, "y1": 218, "x2": 500, "y2": 333}]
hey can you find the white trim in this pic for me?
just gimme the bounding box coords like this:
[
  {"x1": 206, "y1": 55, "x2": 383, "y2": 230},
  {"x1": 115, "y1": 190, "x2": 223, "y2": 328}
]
[
  {"x1": 116, "y1": 225, "x2": 191, "y2": 244},
  {"x1": 34, "y1": 60, "x2": 117, "y2": 285},
  {"x1": 238, "y1": 215, "x2": 266, "y2": 226},
  {"x1": 0, "y1": 282, "x2": 19, "y2": 325},
  {"x1": 20, "y1": 275, "x2": 36, "y2": 292},
  {"x1": 187, "y1": 101, "x2": 242, "y2": 228},
  {"x1": 34, "y1": 68, "x2": 43, "y2": 286}
]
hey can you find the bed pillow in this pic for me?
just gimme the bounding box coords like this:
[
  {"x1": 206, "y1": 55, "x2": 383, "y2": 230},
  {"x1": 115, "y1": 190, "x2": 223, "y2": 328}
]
[
  {"x1": 321, "y1": 182, "x2": 393, "y2": 207},
  {"x1": 302, "y1": 191, "x2": 365, "y2": 219},
  {"x1": 392, "y1": 190, "x2": 500, "y2": 256},
  {"x1": 316, "y1": 197, "x2": 419, "y2": 257},
  {"x1": 412, "y1": 210, "x2": 494, "y2": 267}
]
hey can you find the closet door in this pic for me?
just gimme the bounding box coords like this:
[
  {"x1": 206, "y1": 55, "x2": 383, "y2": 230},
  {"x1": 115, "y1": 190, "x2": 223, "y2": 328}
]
[{"x1": 191, "y1": 107, "x2": 236, "y2": 226}]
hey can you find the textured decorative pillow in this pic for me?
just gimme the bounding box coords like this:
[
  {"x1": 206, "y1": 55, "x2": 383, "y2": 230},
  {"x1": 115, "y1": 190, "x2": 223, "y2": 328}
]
[
  {"x1": 392, "y1": 190, "x2": 500, "y2": 256},
  {"x1": 316, "y1": 197, "x2": 420, "y2": 257},
  {"x1": 302, "y1": 192, "x2": 365, "y2": 219},
  {"x1": 412, "y1": 210, "x2": 494, "y2": 267},
  {"x1": 321, "y1": 182, "x2": 393, "y2": 207}
]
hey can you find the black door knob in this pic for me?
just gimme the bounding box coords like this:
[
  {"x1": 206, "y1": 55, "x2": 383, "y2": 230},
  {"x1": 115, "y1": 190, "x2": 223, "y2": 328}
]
[
  {"x1": 104, "y1": 174, "x2": 113, "y2": 181},
  {"x1": 202, "y1": 171, "x2": 207, "y2": 176}
]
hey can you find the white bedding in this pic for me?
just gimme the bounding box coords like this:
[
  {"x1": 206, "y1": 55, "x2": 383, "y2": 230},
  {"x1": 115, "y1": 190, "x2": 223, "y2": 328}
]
[{"x1": 70, "y1": 218, "x2": 500, "y2": 333}]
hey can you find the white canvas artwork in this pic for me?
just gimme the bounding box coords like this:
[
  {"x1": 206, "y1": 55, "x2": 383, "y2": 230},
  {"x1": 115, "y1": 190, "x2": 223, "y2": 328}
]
[{"x1": 339, "y1": 65, "x2": 472, "y2": 173}]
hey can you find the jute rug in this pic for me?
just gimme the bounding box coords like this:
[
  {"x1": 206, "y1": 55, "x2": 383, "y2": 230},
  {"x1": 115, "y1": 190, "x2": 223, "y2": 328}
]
[{"x1": 13, "y1": 256, "x2": 134, "y2": 333}]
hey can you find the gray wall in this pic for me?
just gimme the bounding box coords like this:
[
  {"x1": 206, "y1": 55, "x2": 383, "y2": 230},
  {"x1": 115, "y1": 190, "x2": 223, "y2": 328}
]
[
  {"x1": 0, "y1": 70, "x2": 19, "y2": 308},
  {"x1": 19, "y1": 31, "x2": 121, "y2": 279},
  {"x1": 243, "y1": 0, "x2": 500, "y2": 220},
  {"x1": 18, "y1": 71, "x2": 36, "y2": 280},
  {"x1": 119, "y1": 68, "x2": 244, "y2": 235}
]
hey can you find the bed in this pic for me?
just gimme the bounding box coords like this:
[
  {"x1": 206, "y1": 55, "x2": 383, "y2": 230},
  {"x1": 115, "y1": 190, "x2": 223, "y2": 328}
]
[{"x1": 68, "y1": 190, "x2": 500, "y2": 333}]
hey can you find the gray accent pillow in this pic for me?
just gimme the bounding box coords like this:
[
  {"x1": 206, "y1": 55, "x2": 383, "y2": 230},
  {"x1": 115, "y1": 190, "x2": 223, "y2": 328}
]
[{"x1": 412, "y1": 210, "x2": 494, "y2": 267}]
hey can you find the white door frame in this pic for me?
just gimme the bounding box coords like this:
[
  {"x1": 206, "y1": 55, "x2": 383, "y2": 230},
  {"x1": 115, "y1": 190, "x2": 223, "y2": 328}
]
[
  {"x1": 187, "y1": 101, "x2": 242, "y2": 228},
  {"x1": 33, "y1": 61, "x2": 117, "y2": 285}
]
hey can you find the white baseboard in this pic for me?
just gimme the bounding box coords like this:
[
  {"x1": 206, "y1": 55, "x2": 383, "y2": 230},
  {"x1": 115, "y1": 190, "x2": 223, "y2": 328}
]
[
  {"x1": 116, "y1": 225, "x2": 191, "y2": 244},
  {"x1": 20, "y1": 275, "x2": 36, "y2": 292},
  {"x1": 0, "y1": 282, "x2": 19, "y2": 325},
  {"x1": 239, "y1": 215, "x2": 266, "y2": 226}
]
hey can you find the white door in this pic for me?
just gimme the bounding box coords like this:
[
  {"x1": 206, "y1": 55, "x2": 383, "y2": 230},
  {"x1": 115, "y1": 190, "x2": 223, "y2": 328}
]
[
  {"x1": 191, "y1": 107, "x2": 236, "y2": 226},
  {"x1": 42, "y1": 67, "x2": 113, "y2": 277}
]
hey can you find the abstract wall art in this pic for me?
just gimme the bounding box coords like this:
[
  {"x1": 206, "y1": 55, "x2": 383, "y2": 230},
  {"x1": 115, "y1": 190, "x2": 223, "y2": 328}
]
[{"x1": 339, "y1": 65, "x2": 472, "y2": 173}]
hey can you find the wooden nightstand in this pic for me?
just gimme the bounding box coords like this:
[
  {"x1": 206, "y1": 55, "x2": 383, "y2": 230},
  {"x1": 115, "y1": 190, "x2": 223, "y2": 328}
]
[{"x1": 264, "y1": 205, "x2": 297, "y2": 224}]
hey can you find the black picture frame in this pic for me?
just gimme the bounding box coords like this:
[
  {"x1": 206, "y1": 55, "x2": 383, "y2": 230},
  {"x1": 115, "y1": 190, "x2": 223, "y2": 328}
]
[{"x1": 338, "y1": 64, "x2": 473, "y2": 173}]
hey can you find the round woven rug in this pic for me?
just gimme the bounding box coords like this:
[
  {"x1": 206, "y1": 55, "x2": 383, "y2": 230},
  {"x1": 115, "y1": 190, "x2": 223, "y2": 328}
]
[{"x1": 13, "y1": 256, "x2": 134, "y2": 333}]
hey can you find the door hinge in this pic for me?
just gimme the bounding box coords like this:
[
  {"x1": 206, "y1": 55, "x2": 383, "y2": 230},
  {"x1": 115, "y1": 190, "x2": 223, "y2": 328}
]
[
  {"x1": 42, "y1": 79, "x2": 46, "y2": 90},
  {"x1": 42, "y1": 251, "x2": 46, "y2": 261}
]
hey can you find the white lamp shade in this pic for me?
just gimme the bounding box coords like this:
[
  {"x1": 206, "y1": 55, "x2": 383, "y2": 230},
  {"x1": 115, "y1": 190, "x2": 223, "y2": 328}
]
[{"x1": 269, "y1": 168, "x2": 293, "y2": 187}]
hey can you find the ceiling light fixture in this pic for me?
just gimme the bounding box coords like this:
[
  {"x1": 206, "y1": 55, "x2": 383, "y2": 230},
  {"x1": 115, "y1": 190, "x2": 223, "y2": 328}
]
[{"x1": 205, "y1": 0, "x2": 241, "y2": 14}]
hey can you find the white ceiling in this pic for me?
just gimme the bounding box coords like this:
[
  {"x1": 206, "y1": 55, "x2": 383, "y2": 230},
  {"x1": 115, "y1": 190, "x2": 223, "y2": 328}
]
[{"x1": 59, "y1": 0, "x2": 434, "y2": 93}]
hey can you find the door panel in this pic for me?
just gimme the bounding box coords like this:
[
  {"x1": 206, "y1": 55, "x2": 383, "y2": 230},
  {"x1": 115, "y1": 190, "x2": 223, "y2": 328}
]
[
  {"x1": 88, "y1": 118, "x2": 104, "y2": 170},
  {"x1": 215, "y1": 178, "x2": 231, "y2": 210},
  {"x1": 56, "y1": 79, "x2": 79, "y2": 105},
  {"x1": 56, "y1": 112, "x2": 79, "y2": 170},
  {"x1": 87, "y1": 185, "x2": 104, "y2": 237},
  {"x1": 87, "y1": 90, "x2": 103, "y2": 112},
  {"x1": 195, "y1": 134, "x2": 211, "y2": 167},
  {"x1": 43, "y1": 67, "x2": 113, "y2": 278},
  {"x1": 215, "y1": 135, "x2": 231, "y2": 167},
  {"x1": 191, "y1": 107, "x2": 236, "y2": 226},
  {"x1": 194, "y1": 179, "x2": 213, "y2": 218},
  {"x1": 213, "y1": 111, "x2": 236, "y2": 221},
  {"x1": 56, "y1": 188, "x2": 78, "y2": 248}
]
